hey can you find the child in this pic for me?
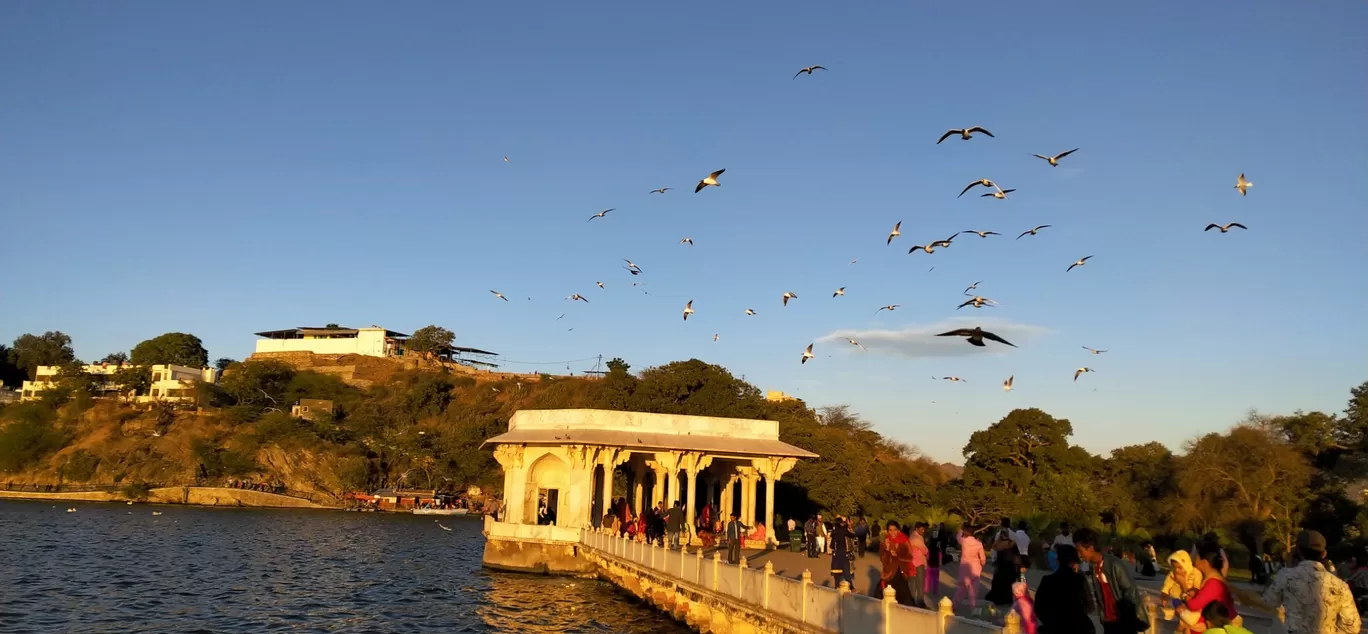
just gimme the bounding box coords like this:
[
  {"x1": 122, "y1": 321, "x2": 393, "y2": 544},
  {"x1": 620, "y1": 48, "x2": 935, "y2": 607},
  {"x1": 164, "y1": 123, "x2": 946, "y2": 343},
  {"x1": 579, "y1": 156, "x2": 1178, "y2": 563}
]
[
  {"x1": 1012, "y1": 580, "x2": 1036, "y2": 634},
  {"x1": 1200, "y1": 602, "x2": 1253, "y2": 634}
]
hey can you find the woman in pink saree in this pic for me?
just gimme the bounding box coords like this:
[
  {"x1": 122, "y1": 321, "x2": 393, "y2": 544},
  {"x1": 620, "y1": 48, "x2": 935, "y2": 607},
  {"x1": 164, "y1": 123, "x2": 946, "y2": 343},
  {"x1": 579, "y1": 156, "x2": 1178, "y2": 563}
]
[{"x1": 956, "y1": 528, "x2": 987, "y2": 610}]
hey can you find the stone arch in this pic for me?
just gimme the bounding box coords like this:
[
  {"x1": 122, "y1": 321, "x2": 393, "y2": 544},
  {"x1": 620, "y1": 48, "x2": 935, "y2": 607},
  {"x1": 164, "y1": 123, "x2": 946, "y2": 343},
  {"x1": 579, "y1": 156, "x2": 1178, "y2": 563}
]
[{"x1": 524, "y1": 452, "x2": 569, "y2": 524}]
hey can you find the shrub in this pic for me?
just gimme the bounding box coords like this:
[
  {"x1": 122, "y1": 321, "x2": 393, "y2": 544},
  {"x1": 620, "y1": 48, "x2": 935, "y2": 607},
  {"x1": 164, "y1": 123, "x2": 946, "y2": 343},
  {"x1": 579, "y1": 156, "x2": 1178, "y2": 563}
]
[
  {"x1": 0, "y1": 411, "x2": 69, "y2": 473},
  {"x1": 120, "y1": 481, "x2": 152, "y2": 501},
  {"x1": 63, "y1": 450, "x2": 100, "y2": 482}
]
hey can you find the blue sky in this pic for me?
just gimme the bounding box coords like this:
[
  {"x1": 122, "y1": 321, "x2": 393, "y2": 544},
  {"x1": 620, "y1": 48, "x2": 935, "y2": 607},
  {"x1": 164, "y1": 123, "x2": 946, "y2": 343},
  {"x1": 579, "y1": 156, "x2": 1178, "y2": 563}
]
[{"x1": 2, "y1": 2, "x2": 1364, "y2": 462}]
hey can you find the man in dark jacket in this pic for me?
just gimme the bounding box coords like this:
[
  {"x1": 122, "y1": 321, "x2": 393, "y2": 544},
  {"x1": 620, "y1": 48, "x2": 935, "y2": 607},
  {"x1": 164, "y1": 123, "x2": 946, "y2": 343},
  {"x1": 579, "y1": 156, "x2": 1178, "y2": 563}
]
[
  {"x1": 726, "y1": 513, "x2": 748, "y2": 564},
  {"x1": 1075, "y1": 528, "x2": 1148, "y2": 634},
  {"x1": 804, "y1": 516, "x2": 819, "y2": 558},
  {"x1": 666, "y1": 500, "x2": 684, "y2": 549},
  {"x1": 1033, "y1": 545, "x2": 1097, "y2": 634}
]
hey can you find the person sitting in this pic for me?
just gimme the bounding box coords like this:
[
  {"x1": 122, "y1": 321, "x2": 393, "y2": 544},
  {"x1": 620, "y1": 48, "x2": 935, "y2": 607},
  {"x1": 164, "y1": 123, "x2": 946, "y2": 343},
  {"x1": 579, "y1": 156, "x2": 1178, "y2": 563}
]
[
  {"x1": 747, "y1": 521, "x2": 767, "y2": 545},
  {"x1": 1199, "y1": 602, "x2": 1253, "y2": 634}
]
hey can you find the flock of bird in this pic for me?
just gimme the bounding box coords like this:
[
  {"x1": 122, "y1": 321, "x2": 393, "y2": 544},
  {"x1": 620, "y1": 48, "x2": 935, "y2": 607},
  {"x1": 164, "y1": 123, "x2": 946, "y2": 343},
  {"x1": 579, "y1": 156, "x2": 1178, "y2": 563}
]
[{"x1": 487, "y1": 65, "x2": 1253, "y2": 389}]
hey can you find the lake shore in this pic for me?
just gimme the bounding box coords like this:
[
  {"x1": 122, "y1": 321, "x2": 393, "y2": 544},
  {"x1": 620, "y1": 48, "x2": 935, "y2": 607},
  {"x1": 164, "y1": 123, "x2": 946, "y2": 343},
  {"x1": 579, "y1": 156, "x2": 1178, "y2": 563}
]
[{"x1": 0, "y1": 486, "x2": 333, "y2": 509}]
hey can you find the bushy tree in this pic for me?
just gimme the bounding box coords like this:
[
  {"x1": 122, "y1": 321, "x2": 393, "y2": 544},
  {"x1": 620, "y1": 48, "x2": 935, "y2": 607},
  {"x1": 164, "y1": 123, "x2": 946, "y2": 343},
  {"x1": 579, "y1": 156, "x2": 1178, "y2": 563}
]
[
  {"x1": 130, "y1": 332, "x2": 209, "y2": 368},
  {"x1": 111, "y1": 365, "x2": 152, "y2": 397},
  {"x1": 99, "y1": 352, "x2": 129, "y2": 365},
  {"x1": 406, "y1": 325, "x2": 455, "y2": 359},
  {"x1": 214, "y1": 358, "x2": 236, "y2": 372},
  {"x1": 9, "y1": 331, "x2": 76, "y2": 379},
  {"x1": 220, "y1": 359, "x2": 296, "y2": 410}
]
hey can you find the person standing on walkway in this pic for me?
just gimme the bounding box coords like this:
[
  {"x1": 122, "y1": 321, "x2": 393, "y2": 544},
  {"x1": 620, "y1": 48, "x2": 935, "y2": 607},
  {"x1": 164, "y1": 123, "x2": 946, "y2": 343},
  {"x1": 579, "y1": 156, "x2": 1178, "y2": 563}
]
[
  {"x1": 854, "y1": 517, "x2": 869, "y2": 558},
  {"x1": 986, "y1": 518, "x2": 1020, "y2": 607},
  {"x1": 926, "y1": 523, "x2": 944, "y2": 601},
  {"x1": 816, "y1": 514, "x2": 829, "y2": 554},
  {"x1": 804, "y1": 515, "x2": 819, "y2": 558},
  {"x1": 1075, "y1": 527, "x2": 1149, "y2": 634},
  {"x1": 908, "y1": 522, "x2": 930, "y2": 608},
  {"x1": 1033, "y1": 545, "x2": 1096, "y2": 634},
  {"x1": 956, "y1": 528, "x2": 987, "y2": 610},
  {"x1": 1263, "y1": 529, "x2": 1360, "y2": 634},
  {"x1": 829, "y1": 516, "x2": 855, "y2": 589},
  {"x1": 666, "y1": 500, "x2": 684, "y2": 549},
  {"x1": 725, "y1": 513, "x2": 747, "y2": 564},
  {"x1": 880, "y1": 520, "x2": 915, "y2": 606},
  {"x1": 1179, "y1": 541, "x2": 1239, "y2": 631}
]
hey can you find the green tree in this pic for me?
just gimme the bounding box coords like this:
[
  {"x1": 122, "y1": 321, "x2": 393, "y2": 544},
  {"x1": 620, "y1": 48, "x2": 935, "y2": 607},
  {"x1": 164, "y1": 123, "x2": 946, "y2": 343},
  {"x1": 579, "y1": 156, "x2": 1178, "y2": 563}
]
[
  {"x1": 0, "y1": 345, "x2": 24, "y2": 388},
  {"x1": 406, "y1": 325, "x2": 455, "y2": 359},
  {"x1": 220, "y1": 359, "x2": 296, "y2": 410},
  {"x1": 111, "y1": 365, "x2": 152, "y2": 397},
  {"x1": 214, "y1": 358, "x2": 236, "y2": 372},
  {"x1": 0, "y1": 405, "x2": 68, "y2": 472},
  {"x1": 130, "y1": 332, "x2": 209, "y2": 368},
  {"x1": 630, "y1": 359, "x2": 764, "y2": 419},
  {"x1": 99, "y1": 352, "x2": 129, "y2": 365},
  {"x1": 9, "y1": 331, "x2": 76, "y2": 379},
  {"x1": 961, "y1": 408, "x2": 1092, "y2": 497}
]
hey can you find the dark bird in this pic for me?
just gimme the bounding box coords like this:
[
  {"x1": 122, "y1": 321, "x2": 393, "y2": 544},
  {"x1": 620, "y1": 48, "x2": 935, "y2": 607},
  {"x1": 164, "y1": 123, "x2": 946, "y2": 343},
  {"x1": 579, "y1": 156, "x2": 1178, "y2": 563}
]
[
  {"x1": 1204, "y1": 222, "x2": 1247, "y2": 233},
  {"x1": 695, "y1": 169, "x2": 725, "y2": 193},
  {"x1": 957, "y1": 296, "x2": 997, "y2": 310},
  {"x1": 800, "y1": 343, "x2": 815, "y2": 364},
  {"x1": 981, "y1": 188, "x2": 1016, "y2": 200},
  {"x1": 587, "y1": 208, "x2": 614, "y2": 222},
  {"x1": 937, "y1": 126, "x2": 994, "y2": 144},
  {"x1": 961, "y1": 230, "x2": 1000, "y2": 238},
  {"x1": 490, "y1": 290, "x2": 509, "y2": 302},
  {"x1": 650, "y1": 187, "x2": 673, "y2": 194},
  {"x1": 793, "y1": 65, "x2": 827, "y2": 79},
  {"x1": 936, "y1": 326, "x2": 1017, "y2": 348},
  {"x1": 567, "y1": 294, "x2": 589, "y2": 303},
  {"x1": 623, "y1": 259, "x2": 643, "y2": 273},
  {"x1": 1066, "y1": 255, "x2": 1093, "y2": 272},
  {"x1": 623, "y1": 266, "x2": 640, "y2": 275},
  {"x1": 1032, "y1": 148, "x2": 1079, "y2": 167},
  {"x1": 1017, "y1": 225, "x2": 1052, "y2": 240},
  {"x1": 958, "y1": 179, "x2": 997, "y2": 198},
  {"x1": 887, "y1": 221, "x2": 902, "y2": 245}
]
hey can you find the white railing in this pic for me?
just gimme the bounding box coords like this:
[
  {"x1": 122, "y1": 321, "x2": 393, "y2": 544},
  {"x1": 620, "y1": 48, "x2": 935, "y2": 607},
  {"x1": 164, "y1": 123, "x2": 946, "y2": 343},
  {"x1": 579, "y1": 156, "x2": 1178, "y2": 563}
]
[
  {"x1": 580, "y1": 528, "x2": 1006, "y2": 634},
  {"x1": 483, "y1": 516, "x2": 581, "y2": 543}
]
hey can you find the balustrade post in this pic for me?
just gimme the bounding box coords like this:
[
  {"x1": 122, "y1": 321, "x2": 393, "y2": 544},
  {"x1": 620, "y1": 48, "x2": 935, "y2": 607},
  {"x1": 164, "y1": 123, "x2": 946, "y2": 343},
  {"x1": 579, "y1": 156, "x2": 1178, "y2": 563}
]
[
  {"x1": 696, "y1": 547, "x2": 704, "y2": 584},
  {"x1": 881, "y1": 584, "x2": 895, "y2": 634},
  {"x1": 712, "y1": 551, "x2": 721, "y2": 591},
  {"x1": 802, "y1": 570, "x2": 813, "y2": 624},
  {"x1": 838, "y1": 581, "x2": 850, "y2": 632},
  {"x1": 763, "y1": 562, "x2": 774, "y2": 609},
  {"x1": 1144, "y1": 594, "x2": 1159, "y2": 634},
  {"x1": 680, "y1": 546, "x2": 688, "y2": 577},
  {"x1": 938, "y1": 596, "x2": 953, "y2": 634},
  {"x1": 737, "y1": 556, "x2": 747, "y2": 595},
  {"x1": 1005, "y1": 608, "x2": 1022, "y2": 634}
]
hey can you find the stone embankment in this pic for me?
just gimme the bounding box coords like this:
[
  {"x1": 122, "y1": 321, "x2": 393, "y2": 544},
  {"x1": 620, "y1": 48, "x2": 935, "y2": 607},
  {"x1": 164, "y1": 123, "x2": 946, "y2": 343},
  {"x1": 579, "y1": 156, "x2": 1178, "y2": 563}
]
[{"x1": 0, "y1": 486, "x2": 329, "y2": 509}]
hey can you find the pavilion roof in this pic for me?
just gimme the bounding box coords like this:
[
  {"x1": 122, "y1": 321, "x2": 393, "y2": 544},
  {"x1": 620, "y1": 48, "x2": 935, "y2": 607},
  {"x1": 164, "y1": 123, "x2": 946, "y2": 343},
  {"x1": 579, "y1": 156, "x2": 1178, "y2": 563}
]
[{"x1": 482, "y1": 428, "x2": 818, "y2": 459}]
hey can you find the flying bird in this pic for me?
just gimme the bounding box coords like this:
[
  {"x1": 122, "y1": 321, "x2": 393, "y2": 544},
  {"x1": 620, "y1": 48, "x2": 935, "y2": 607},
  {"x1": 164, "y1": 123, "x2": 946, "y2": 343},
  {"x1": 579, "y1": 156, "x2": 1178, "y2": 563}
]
[
  {"x1": 887, "y1": 221, "x2": 903, "y2": 245},
  {"x1": 937, "y1": 126, "x2": 994, "y2": 144},
  {"x1": 1234, "y1": 173, "x2": 1253, "y2": 196},
  {"x1": 623, "y1": 259, "x2": 643, "y2": 273},
  {"x1": 556, "y1": 313, "x2": 566, "y2": 321},
  {"x1": 941, "y1": 377, "x2": 967, "y2": 383},
  {"x1": 963, "y1": 281, "x2": 983, "y2": 295},
  {"x1": 679, "y1": 237, "x2": 693, "y2": 246},
  {"x1": 587, "y1": 208, "x2": 614, "y2": 222},
  {"x1": 981, "y1": 188, "x2": 1016, "y2": 200},
  {"x1": 793, "y1": 65, "x2": 827, "y2": 79},
  {"x1": 1074, "y1": 367, "x2": 1096, "y2": 382},
  {"x1": 650, "y1": 187, "x2": 673, "y2": 194},
  {"x1": 875, "y1": 304, "x2": 900, "y2": 314},
  {"x1": 1083, "y1": 346, "x2": 1107, "y2": 354},
  {"x1": 438, "y1": 521, "x2": 452, "y2": 531},
  {"x1": 800, "y1": 343, "x2": 815, "y2": 364},
  {"x1": 503, "y1": 156, "x2": 510, "y2": 163},
  {"x1": 1032, "y1": 148, "x2": 1079, "y2": 167},
  {"x1": 682, "y1": 300, "x2": 695, "y2": 321},
  {"x1": 567, "y1": 294, "x2": 589, "y2": 303},
  {"x1": 695, "y1": 169, "x2": 725, "y2": 193},
  {"x1": 490, "y1": 290, "x2": 509, "y2": 302},
  {"x1": 961, "y1": 230, "x2": 1001, "y2": 238},
  {"x1": 745, "y1": 308, "x2": 757, "y2": 316},
  {"x1": 623, "y1": 266, "x2": 640, "y2": 276},
  {"x1": 908, "y1": 243, "x2": 942, "y2": 255},
  {"x1": 833, "y1": 287, "x2": 845, "y2": 297},
  {"x1": 936, "y1": 326, "x2": 1018, "y2": 348},
  {"x1": 596, "y1": 281, "x2": 604, "y2": 289},
  {"x1": 958, "y1": 179, "x2": 998, "y2": 198},
  {"x1": 1003, "y1": 375, "x2": 1014, "y2": 391},
  {"x1": 1017, "y1": 225, "x2": 1052, "y2": 240},
  {"x1": 1066, "y1": 255, "x2": 1094, "y2": 272},
  {"x1": 957, "y1": 296, "x2": 997, "y2": 310},
  {"x1": 713, "y1": 333, "x2": 718, "y2": 342},
  {"x1": 782, "y1": 292, "x2": 798, "y2": 306},
  {"x1": 846, "y1": 339, "x2": 868, "y2": 351},
  {"x1": 1204, "y1": 222, "x2": 1248, "y2": 233}
]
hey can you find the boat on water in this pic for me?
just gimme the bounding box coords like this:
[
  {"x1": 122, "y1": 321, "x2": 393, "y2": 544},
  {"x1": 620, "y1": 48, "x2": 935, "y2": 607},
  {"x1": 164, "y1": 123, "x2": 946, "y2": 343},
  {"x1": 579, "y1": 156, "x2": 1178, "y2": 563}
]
[{"x1": 412, "y1": 508, "x2": 468, "y2": 516}]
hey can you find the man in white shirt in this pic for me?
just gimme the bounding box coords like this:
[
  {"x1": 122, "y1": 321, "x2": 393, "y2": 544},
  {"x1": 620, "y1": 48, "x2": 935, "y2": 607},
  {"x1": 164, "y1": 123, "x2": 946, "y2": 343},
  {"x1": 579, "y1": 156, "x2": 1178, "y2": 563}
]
[
  {"x1": 1052, "y1": 522, "x2": 1074, "y2": 548},
  {"x1": 1012, "y1": 521, "x2": 1030, "y2": 557},
  {"x1": 787, "y1": 517, "x2": 797, "y2": 534}
]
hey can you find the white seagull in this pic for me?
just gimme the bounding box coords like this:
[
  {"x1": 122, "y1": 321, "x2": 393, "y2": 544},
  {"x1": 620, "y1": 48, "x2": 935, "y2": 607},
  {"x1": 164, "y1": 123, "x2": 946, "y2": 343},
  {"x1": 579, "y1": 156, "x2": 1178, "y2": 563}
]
[
  {"x1": 961, "y1": 230, "x2": 1000, "y2": 239},
  {"x1": 695, "y1": 169, "x2": 725, "y2": 193},
  {"x1": 782, "y1": 292, "x2": 798, "y2": 306},
  {"x1": 1234, "y1": 173, "x2": 1253, "y2": 196},
  {"x1": 958, "y1": 179, "x2": 997, "y2": 198},
  {"x1": 713, "y1": 333, "x2": 719, "y2": 342},
  {"x1": 745, "y1": 308, "x2": 757, "y2": 316},
  {"x1": 650, "y1": 187, "x2": 672, "y2": 194},
  {"x1": 587, "y1": 208, "x2": 614, "y2": 222},
  {"x1": 875, "y1": 304, "x2": 900, "y2": 314},
  {"x1": 800, "y1": 343, "x2": 815, "y2": 364},
  {"x1": 937, "y1": 126, "x2": 995, "y2": 144},
  {"x1": 503, "y1": 156, "x2": 510, "y2": 163},
  {"x1": 941, "y1": 376, "x2": 967, "y2": 383},
  {"x1": 682, "y1": 300, "x2": 695, "y2": 321},
  {"x1": 596, "y1": 281, "x2": 604, "y2": 289},
  {"x1": 963, "y1": 280, "x2": 983, "y2": 295},
  {"x1": 793, "y1": 65, "x2": 827, "y2": 79},
  {"x1": 957, "y1": 296, "x2": 997, "y2": 310},
  {"x1": 1017, "y1": 225, "x2": 1052, "y2": 240},
  {"x1": 567, "y1": 294, "x2": 589, "y2": 303},
  {"x1": 1205, "y1": 222, "x2": 1248, "y2": 233},
  {"x1": 1083, "y1": 346, "x2": 1107, "y2": 355},
  {"x1": 887, "y1": 221, "x2": 902, "y2": 245},
  {"x1": 1003, "y1": 375, "x2": 1014, "y2": 391},
  {"x1": 833, "y1": 287, "x2": 845, "y2": 297},
  {"x1": 1074, "y1": 367, "x2": 1096, "y2": 382},
  {"x1": 680, "y1": 237, "x2": 693, "y2": 246},
  {"x1": 1032, "y1": 148, "x2": 1080, "y2": 167},
  {"x1": 490, "y1": 290, "x2": 509, "y2": 302},
  {"x1": 1066, "y1": 256, "x2": 1094, "y2": 272},
  {"x1": 623, "y1": 259, "x2": 643, "y2": 273},
  {"x1": 981, "y1": 188, "x2": 1016, "y2": 200},
  {"x1": 846, "y1": 339, "x2": 868, "y2": 351}
]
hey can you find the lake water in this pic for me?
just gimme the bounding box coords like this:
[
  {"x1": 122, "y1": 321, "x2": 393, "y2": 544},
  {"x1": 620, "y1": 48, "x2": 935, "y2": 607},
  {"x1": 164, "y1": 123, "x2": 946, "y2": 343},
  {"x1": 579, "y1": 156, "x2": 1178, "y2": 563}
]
[{"x1": 0, "y1": 500, "x2": 689, "y2": 633}]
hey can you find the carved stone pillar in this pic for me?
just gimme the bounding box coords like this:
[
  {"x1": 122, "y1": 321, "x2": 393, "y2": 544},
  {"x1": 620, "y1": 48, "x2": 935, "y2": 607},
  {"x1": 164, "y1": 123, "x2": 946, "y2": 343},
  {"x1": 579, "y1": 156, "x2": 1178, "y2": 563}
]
[
  {"x1": 492, "y1": 444, "x2": 526, "y2": 524},
  {"x1": 752, "y1": 457, "x2": 797, "y2": 536}
]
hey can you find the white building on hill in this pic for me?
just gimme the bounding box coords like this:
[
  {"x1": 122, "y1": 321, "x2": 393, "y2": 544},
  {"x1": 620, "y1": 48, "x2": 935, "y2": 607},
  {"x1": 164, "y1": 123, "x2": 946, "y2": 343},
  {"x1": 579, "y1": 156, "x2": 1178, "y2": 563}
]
[
  {"x1": 253, "y1": 326, "x2": 409, "y2": 357},
  {"x1": 20, "y1": 363, "x2": 219, "y2": 403}
]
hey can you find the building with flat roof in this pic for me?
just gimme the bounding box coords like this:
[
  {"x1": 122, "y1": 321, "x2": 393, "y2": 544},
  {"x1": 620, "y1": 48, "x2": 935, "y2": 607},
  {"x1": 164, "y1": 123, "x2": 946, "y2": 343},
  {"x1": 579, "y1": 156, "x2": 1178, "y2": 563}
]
[
  {"x1": 252, "y1": 324, "x2": 500, "y2": 368},
  {"x1": 20, "y1": 363, "x2": 219, "y2": 403}
]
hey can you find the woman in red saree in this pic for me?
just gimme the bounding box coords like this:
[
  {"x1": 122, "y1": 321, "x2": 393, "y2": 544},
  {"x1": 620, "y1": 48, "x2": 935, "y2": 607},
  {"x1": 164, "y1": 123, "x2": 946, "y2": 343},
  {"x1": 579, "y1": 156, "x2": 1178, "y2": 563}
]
[{"x1": 880, "y1": 521, "x2": 916, "y2": 606}]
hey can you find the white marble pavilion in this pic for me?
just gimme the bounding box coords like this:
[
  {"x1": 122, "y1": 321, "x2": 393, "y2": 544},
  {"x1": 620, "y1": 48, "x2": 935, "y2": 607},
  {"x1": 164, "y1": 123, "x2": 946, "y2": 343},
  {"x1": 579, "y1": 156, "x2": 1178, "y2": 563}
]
[{"x1": 483, "y1": 409, "x2": 818, "y2": 541}]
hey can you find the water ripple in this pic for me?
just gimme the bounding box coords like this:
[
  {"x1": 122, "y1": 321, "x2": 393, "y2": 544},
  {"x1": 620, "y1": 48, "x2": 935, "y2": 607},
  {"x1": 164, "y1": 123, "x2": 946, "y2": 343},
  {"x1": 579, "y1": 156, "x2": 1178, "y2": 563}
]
[{"x1": 0, "y1": 501, "x2": 687, "y2": 634}]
